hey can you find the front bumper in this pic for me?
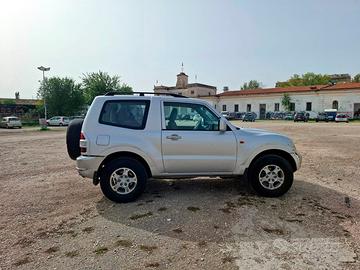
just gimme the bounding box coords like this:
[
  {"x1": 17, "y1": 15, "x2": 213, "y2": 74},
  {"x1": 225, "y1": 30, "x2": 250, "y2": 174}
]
[
  {"x1": 291, "y1": 151, "x2": 302, "y2": 171},
  {"x1": 76, "y1": 155, "x2": 104, "y2": 179}
]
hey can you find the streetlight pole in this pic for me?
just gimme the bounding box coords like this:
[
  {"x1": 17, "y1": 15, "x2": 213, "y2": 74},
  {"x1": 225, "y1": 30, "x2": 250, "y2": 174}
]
[{"x1": 37, "y1": 66, "x2": 50, "y2": 120}]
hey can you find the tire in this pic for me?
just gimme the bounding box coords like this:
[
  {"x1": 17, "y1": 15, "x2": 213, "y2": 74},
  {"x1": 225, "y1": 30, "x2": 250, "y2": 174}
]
[
  {"x1": 100, "y1": 157, "x2": 148, "y2": 203},
  {"x1": 66, "y1": 119, "x2": 83, "y2": 160},
  {"x1": 248, "y1": 154, "x2": 293, "y2": 197}
]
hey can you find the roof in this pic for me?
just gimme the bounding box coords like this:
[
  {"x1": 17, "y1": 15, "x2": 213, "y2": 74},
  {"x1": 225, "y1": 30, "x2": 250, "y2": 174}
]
[
  {"x1": 154, "y1": 83, "x2": 216, "y2": 90},
  {"x1": 0, "y1": 98, "x2": 40, "y2": 106},
  {"x1": 177, "y1": 72, "x2": 188, "y2": 77},
  {"x1": 217, "y1": 82, "x2": 360, "y2": 97},
  {"x1": 187, "y1": 83, "x2": 216, "y2": 89}
]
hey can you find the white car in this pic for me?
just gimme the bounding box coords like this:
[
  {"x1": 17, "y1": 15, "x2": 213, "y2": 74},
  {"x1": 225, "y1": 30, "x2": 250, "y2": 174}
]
[
  {"x1": 46, "y1": 116, "x2": 70, "y2": 126},
  {"x1": 0, "y1": 116, "x2": 22, "y2": 128},
  {"x1": 335, "y1": 114, "x2": 349, "y2": 123},
  {"x1": 66, "y1": 93, "x2": 301, "y2": 203}
]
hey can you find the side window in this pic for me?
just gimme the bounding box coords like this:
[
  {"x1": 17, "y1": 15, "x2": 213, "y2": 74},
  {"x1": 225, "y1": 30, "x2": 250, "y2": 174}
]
[
  {"x1": 99, "y1": 100, "x2": 150, "y2": 129},
  {"x1": 164, "y1": 102, "x2": 219, "y2": 131}
]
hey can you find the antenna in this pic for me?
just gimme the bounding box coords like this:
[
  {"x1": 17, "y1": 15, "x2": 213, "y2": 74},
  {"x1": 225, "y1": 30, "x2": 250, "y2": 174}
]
[
  {"x1": 195, "y1": 74, "x2": 197, "y2": 82},
  {"x1": 181, "y1": 62, "x2": 184, "y2": 73}
]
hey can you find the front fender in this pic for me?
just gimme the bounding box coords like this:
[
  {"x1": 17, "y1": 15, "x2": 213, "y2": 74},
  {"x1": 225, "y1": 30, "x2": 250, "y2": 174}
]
[{"x1": 235, "y1": 143, "x2": 295, "y2": 174}]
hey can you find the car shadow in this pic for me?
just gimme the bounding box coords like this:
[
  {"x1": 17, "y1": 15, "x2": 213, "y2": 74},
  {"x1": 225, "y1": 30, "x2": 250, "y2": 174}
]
[{"x1": 95, "y1": 177, "x2": 359, "y2": 244}]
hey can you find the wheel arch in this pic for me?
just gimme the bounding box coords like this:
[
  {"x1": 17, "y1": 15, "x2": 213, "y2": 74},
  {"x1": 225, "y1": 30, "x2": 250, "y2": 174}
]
[
  {"x1": 97, "y1": 151, "x2": 152, "y2": 180},
  {"x1": 248, "y1": 149, "x2": 297, "y2": 172}
]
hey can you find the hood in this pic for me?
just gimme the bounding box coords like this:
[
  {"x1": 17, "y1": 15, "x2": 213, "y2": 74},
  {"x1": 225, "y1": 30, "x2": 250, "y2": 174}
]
[
  {"x1": 239, "y1": 127, "x2": 280, "y2": 136},
  {"x1": 236, "y1": 127, "x2": 295, "y2": 149}
]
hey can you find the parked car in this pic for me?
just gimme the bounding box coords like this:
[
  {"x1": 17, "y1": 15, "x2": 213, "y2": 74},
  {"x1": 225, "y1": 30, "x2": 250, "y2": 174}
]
[
  {"x1": 316, "y1": 113, "x2": 328, "y2": 122},
  {"x1": 335, "y1": 114, "x2": 349, "y2": 123},
  {"x1": 294, "y1": 112, "x2": 309, "y2": 122},
  {"x1": 46, "y1": 116, "x2": 70, "y2": 126},
  {"x1": 242, "y1": 112, "x2": 256, "y2": 122},
  {"x1": 234, "y1": 112, "x2": 245, "y2": 120},
  {"x1": 70, "y1": 115, "x2": 84, "y2": 121},
  {"x1": 284, "y1": 113, "x2": 294, "y2": 120},
  {"x1": 221, "y1": 111, "x2": 230, "y2": 120},
  {"x1": 0, "y1": 116, "x2": 22, "y2": 128},
  {"x1": 66, "y1": 93, "x2": 301, "y2": 203},
  {"x1": 324, "y1": 109, "x2": 337, "y2": 121},
  {"x1": 228, "y1": 112, "x2": 237, "y2": 120},
  {"x1": 271, "y1": 112, "x2": 286, "y2": 120}
]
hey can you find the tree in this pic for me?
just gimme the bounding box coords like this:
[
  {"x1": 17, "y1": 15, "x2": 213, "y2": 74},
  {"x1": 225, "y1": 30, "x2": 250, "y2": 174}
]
[
  {"x1": 281, "y1": 93, "x2": 291, "y2": 111},
  {"x1": 276, "y1": 72, "x2": 331, "y2": 87},
  {"x1": 82, "y1": 71, "x2": 133, "y2": 104},
  {"x1": 241, "y1": 80, "x2": 261, "y2": 90},
  {"x1": 37, "y1": 77, "x2": 85, "y2": 117},
  {"x1": 353, "y1": 73, "x2": 360, "y2": 82}
]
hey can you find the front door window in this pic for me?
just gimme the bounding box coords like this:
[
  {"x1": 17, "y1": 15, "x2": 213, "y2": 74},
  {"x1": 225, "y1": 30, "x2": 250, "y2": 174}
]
[{"x1": 164, "y1": 102, "x2": 219, "y2": 131}]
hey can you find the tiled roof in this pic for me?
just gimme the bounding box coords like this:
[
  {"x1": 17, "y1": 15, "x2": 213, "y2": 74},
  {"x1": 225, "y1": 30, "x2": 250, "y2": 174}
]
[
  {"x1": 218, "y1": 82, "x2": 360, "y2": 97},
  {"x1": 154, "y1": 83, "x2": 216, "y2": 90}
]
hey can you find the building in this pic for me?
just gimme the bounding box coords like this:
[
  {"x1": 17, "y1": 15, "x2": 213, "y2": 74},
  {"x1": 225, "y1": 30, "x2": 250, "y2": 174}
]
[
  {"x1": 201, "y1": 82, "x2": 360, "y2": 119},
  {"x1": 0, "y1": 98, "x2": 40, "y2": 118},
  {"x1": 154, "y1": 71, "x2": 217, "y2": 97}
]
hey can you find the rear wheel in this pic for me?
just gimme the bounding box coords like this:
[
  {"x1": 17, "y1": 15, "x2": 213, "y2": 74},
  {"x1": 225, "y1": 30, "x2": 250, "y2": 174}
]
[
  {"x1": 248, "y1": 154, "x2": 293, "y2": 197},
  {"x1": 100, "y1": 158, "x2": 148, "y2": 203}
]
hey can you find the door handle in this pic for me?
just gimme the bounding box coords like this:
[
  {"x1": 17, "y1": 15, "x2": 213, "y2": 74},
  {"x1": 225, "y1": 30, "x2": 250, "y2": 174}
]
[{"x1": 166, "y1": 134, "x2": 182, "y2": 140}]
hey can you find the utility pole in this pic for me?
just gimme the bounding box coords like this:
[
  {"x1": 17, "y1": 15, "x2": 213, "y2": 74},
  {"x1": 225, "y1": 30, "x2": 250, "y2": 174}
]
[{"x1": 37, "y1": 66, "x2": 50, "y2": 120}]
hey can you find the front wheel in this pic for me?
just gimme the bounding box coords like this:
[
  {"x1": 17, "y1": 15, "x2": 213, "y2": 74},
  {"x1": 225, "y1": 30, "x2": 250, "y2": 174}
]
[
  {"x1": 248, "y1": 154, "x2": 293, "y2": 197},
  {"x1": 100, "y1": 157, "x2": 148, "y2": 203}
]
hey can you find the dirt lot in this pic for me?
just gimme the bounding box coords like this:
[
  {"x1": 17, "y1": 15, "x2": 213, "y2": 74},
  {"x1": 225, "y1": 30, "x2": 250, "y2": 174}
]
[{"x1": 1, "y1": 122, "x2": 360, "y2": 270}]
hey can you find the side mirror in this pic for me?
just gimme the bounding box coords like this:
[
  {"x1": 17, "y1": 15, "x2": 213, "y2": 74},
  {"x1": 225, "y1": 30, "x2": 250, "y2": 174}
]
[{"x1": 219, "y1": 119, "x2": 227, "y2": 132}]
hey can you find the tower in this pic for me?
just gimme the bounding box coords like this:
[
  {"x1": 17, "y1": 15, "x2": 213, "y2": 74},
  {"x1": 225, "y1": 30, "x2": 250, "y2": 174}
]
[{"x1": 176, "y1": 63, "x2": 188, "y2": 89}]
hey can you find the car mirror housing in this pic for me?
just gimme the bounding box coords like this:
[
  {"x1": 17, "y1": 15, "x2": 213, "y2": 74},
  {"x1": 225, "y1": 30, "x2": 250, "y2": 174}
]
[{"x1": 219, "y1": 119, "x2": 227, "y2": 132}]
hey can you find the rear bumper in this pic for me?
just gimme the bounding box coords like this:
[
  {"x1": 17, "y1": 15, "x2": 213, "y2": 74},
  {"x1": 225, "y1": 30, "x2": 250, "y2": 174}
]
[
  {"x1": 76, "y1": 155, "x2": 104, "y2": 178},
  {"x1": 291, "y1": 151, "x2": 302, "y2": 171}
]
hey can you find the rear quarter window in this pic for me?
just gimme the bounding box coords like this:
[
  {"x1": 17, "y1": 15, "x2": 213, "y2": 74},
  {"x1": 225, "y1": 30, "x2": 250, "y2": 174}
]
[{"x1": 99, "y1": 100, "x2": 150, "y2": 129}]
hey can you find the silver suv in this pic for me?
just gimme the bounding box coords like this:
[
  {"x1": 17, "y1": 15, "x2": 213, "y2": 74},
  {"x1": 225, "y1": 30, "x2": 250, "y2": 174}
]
[{"x1": 66, "y1": 93, "x2": 301, "y2": 203}]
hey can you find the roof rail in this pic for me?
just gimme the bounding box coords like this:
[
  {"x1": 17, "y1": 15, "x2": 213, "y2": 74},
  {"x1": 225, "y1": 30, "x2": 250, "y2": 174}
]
[{"x1": 104, "y1": 91, "x2": 188, "y2": 98}]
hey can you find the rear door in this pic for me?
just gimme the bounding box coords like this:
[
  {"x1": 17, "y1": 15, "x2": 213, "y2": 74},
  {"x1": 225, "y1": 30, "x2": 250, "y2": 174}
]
[{"x1": 161, "y1": 101, "x2": 237, "y2": 173}]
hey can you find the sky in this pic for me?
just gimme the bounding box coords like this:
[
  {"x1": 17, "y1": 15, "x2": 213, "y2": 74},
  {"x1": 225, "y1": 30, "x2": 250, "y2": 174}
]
[{"x1": 1, "y1": 0, "x2": 360, "y2": 99}]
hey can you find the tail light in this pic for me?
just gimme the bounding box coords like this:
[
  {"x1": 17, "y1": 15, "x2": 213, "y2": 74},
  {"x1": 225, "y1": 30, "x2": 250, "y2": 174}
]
[{"x1": 80, "y1": 132, "x2": 87, "y2": 153}]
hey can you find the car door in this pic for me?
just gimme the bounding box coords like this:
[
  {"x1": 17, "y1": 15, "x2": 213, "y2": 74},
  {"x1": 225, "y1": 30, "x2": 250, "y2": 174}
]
[
  {"x1": 52, "y1": 117, "x2": 60, "y2": 125},
  {"x1": 161, "y1": 101, "x2": 237, "y2": 174}
]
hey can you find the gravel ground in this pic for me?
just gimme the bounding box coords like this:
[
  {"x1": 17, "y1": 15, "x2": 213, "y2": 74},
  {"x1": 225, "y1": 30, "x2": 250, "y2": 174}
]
[{"x1": 0, "y1": 122, "x2": 359, "y2": 270}]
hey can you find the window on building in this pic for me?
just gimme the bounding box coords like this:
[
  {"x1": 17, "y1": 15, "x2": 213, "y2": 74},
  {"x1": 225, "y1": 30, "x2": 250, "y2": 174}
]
[
  {"x1": 247, "y1": 104, "x2": 251, "y2": 112},
  {"x1": 234, "y1": 104, "x2": 239, "y2": 112},
  {"x1": 274, "y1": 103, "x2": 280, "y2": 111},
  {"x1": 190, "y1": 90, "x2": 194, "y2": 95},
  {"x1": 332, "y1": 100, "x2": 338, "y2": 110},
  {"x1": 222, "y1": 104, "x2": 227, "y2": 111},
  {"x1": 306, "y1": 102, "x2": 312, "y2": 111},
  {"x1": 290, "y1": 103, "x2": 295, "y2": 111}
]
